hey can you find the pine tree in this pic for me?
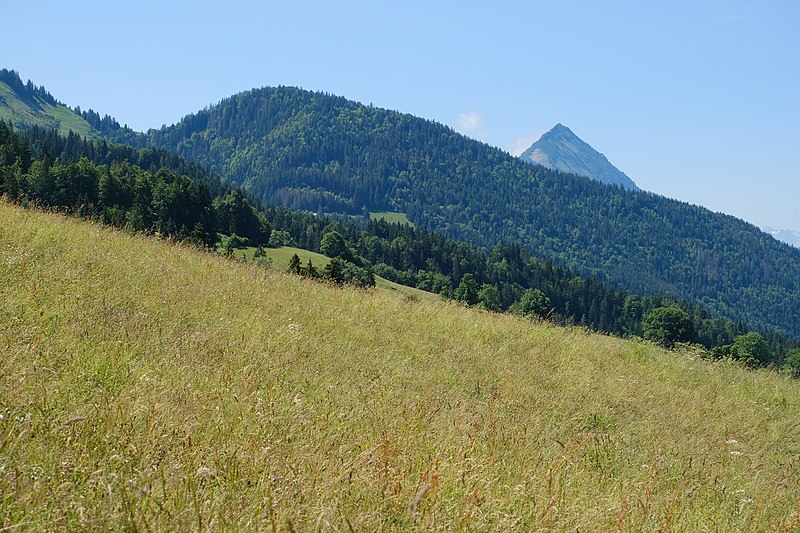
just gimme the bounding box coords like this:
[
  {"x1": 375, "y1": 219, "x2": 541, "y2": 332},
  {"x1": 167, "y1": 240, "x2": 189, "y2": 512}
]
[{"x1": 288, "y1": 253, "x2": 302, "y2": 275}]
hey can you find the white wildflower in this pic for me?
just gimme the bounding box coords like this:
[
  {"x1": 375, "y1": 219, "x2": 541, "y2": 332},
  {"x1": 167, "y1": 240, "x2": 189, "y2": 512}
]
[{"x1": 196, "y1": 466, "x2": 214, "y2": 478}]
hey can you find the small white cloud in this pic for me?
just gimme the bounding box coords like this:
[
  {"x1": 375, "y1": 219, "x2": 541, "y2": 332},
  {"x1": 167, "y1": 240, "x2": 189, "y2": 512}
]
[
  {"x1": 458, "y1": 111, "x2": 482, "y2": 133},
  {"x1": 456, "y1": 111, "x2": 488, "y2": 141}
]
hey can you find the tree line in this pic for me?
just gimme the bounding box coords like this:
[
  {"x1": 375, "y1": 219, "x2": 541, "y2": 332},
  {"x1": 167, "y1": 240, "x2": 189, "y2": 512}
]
[{"x1": 0, "y1": 121, "x2": 270, "y2": 246}]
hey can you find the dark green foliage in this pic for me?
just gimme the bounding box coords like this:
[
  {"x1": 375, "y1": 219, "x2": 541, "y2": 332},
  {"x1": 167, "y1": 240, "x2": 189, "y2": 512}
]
[
  {"x1": 213, "y1": 189, "x2": 271, "y2": 245},
  {"x1": 454, "y1": 273, "x2": 480, "y2": 306},
  {"x1": 731, "y1": 332, "x2": 771, "y2": 366},
  {"x1": 268, "y1": 229, "x2": 295, "y2": 247},
  {"x1": 304, "y1": 259, "x2": 318, "y2": 279},
  {"x1": 320, "y1": 230, "x2": 352, "y2": 260},
  {"x1": 342, "y1": 261, "x2": 375, "y2": 288},
  {"x1": 0, "y1": 68, "x2": 58, "y2": 107},
  {"x1": 642, "y1": 307, "x2": 692, "y2": 348},
  {"x1": 220, "y1": 234, "x2": 250, "y2": 256},
  {"x1": 0, "y1": 121, "x2": 267, "y2": 248},
  {"x1": 782, "y1": 349, "x2": 800, "y2": 377},
  {"x1": 288, "y1": 253, "x2": 302, "y2": 275},
  {"x1": 107, "y1": 86, "x2": 800, "y2": 337},
  {"x1": 478, "y1": 284, "x2": 501, "y2": 311},
  {"x1": 322, "y1": 257, "x2": 374, "y2": 288},
  {"x1": 515, "y1": 288, "x2": 552, "y2": 319}
]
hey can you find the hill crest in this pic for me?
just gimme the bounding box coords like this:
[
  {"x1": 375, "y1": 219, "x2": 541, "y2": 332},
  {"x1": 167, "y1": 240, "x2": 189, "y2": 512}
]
[{"x1": 0, "y1": 69, "x2": 96, "y2": 138}]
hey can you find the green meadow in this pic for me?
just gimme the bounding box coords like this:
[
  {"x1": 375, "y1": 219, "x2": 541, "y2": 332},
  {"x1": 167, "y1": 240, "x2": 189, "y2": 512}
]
[
  {"x1": 369, "y1": 212, "x2": 414, "y2": 227},
  {"x1": 2, "y1": 202, "x2": 800, "y2": 531},
  {"x1": 0, "y1": 82, "x2": 96, "y2": 138},
  {"x1": 231, "y1": 245, "x2": 438, "y2": 302}
]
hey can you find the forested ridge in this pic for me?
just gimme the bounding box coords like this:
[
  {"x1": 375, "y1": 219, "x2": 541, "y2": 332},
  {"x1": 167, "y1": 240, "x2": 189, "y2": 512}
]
[
  {"x1": 0, "y1": 68, "x2": 60, "y2": 108},
  {"x1": 85, "y1": 86, "x2": 800, "y2": 337},
  {"x1": 1, "y1": 121, "x2": 797, "y2": 365}
]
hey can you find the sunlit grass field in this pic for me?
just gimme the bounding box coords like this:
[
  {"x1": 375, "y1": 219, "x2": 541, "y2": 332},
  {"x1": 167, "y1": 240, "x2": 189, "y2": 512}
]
[{"x1": 1, "y1": 202, "x2": 800, "y2": 531}]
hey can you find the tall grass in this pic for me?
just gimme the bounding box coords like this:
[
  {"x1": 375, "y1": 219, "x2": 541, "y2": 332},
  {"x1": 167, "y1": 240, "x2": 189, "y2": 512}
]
[{"x1": 1, "y1": 202, "x2": 799, "y2": 531}]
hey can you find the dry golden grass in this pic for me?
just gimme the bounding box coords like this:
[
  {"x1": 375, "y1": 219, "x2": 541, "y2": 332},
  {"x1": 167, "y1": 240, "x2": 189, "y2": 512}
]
[{"x1": 1, "y1": 202, "x2": 800, "y2": 531}]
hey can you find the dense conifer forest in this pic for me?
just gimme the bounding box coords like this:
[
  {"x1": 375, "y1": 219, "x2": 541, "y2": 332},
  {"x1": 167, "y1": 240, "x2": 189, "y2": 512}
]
[{"x1": 0, "y1": 122, "x2": 270, "y2": 246}]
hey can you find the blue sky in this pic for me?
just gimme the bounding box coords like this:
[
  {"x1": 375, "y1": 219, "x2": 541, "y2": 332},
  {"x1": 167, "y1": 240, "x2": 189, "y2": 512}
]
[{"x1": 5, "y1": 0, "x2": 799, "y2": 230}]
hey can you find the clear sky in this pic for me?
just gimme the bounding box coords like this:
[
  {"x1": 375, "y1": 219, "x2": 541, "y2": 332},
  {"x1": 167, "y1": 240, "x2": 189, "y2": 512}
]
[{"x1": 5, "y1": 0, "x2": 799, "y2": 230}]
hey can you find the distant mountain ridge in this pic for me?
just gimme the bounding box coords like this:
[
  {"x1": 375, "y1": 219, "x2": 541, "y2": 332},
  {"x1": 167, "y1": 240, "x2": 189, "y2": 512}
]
[
  {"x1": 519, "y1": 124, "x2": 638, "y2": 190},
  {"x1": 765, "y1": 227, "x2": 800, "y2": 248}
]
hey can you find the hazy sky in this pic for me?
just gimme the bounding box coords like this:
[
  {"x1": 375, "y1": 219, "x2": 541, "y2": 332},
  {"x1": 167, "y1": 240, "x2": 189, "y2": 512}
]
[{"x1": 5, "y1": 0, "x2": 799, "y2": 229}]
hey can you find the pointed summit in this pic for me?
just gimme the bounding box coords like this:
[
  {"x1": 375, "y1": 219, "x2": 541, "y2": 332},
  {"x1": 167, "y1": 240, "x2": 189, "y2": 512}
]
[{"x1": 519, "y1": 124, "x2": 638, "y2": 190}]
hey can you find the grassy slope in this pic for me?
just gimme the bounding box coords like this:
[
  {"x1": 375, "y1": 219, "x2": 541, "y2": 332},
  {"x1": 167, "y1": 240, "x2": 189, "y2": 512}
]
[
  {"x1": 0, "y1": 81, "x2": 96, "y2": 138},
  {"x1": 1, "y1": 202, "x2": 800, "y2": 531},
  {"x1": 233, "y1": 245, "x2": 438, "y2": 302},
  {"x1": 370, "y1": 211, "x2": 414, "y2": 227}
]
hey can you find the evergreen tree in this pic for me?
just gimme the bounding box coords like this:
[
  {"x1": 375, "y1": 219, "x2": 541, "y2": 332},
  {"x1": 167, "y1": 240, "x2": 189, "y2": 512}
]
[
  {"x1": 323, "y1": 257, "x2": 346, "y2": 284},
  {"x1": 288, "y1": 253, "x2": 302, "y2": 275},
  {"x1": 305, "y1": 259, "x2": 318, "y2": 278}
]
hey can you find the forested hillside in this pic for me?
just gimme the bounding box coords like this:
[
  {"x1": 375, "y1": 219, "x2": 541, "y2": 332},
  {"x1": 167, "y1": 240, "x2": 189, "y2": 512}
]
[
  {"x1": 5, "y1": 122, "x2": 796, "y2": 364},
  {"x1": 0, "y1": 122, "x2": 270, "y2": 246},
  {"x1": 0, "y1": 69, "x2": 96, "y2": 138},
  {"x1": 88, "y1": 86, "x2": 800, "y2": 337}
]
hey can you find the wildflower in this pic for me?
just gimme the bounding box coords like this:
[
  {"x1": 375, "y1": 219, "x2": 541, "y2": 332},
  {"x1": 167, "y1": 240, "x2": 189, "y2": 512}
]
[
  {"x1": 196, "y1": 466, "x2": 214, "y2": 478},
  {"x1": 725, "y1": 439, "x2": 738, "y2": 445},
  {"x1": 730, "y1": 451, "x2": 744, "y2": 457}
]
